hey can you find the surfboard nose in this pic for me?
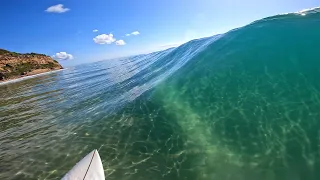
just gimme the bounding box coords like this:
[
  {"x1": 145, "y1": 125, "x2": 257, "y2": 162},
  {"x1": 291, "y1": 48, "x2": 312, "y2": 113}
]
[{"x1": 62, "y1": 149, "x2": 105, "y2": 180}]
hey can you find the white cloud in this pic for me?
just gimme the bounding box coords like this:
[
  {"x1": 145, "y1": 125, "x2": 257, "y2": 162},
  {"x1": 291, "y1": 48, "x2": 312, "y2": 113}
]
[
  {"x1": 93, "y1": 34, "x2": 116, "y2": 44},
  {"x1": 93, "y1": 29, "x2": 99, "y2": 32},
  {"x1": 131, "y1": 31, "x2": 140, "y2": 35},
  {"x1": 53, "y1": 52, "x2": 73, "y2": 60},
  {"x1": 125, "y1": 31, "x2": 140, "y2": 36},
  {"x1": 115, "y1": 40, "x2": 126, "y2": 46},
  {"x1": 45, "y1": 4, "x2": 70, "y2": 13}
]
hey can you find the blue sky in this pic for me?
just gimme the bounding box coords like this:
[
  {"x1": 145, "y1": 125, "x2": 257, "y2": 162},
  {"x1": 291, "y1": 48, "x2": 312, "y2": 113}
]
[{"x1": 0, "y1": 0, "x2": 319, "y2": 67}]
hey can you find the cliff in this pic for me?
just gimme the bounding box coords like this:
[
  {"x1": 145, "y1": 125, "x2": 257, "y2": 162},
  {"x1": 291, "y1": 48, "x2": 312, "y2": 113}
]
[{"x1": 0, "y1": 49, "x2": 63, "y2": 81}]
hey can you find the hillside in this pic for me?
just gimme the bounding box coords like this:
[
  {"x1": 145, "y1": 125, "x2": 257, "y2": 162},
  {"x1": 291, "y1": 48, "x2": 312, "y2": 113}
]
[{"x1": 0, "y1": 49, "x2": 63, "y2": 81}]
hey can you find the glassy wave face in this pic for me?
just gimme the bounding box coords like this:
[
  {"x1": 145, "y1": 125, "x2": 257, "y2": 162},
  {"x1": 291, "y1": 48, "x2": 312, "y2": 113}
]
[{"x1": 1, "y1": 8, "x2": 320, "y2": 180}]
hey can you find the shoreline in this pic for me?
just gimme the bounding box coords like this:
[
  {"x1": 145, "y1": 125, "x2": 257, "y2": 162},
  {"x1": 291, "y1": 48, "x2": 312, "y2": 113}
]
[{"x1": 0, "y1": 69, "x2": 65, "y2": 86}]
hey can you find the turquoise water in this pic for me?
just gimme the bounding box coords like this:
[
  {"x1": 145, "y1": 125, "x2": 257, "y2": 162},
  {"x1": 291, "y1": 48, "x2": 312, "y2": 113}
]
[{"x1": 1, "y1": 8, "x2": 320, "y2": 180}]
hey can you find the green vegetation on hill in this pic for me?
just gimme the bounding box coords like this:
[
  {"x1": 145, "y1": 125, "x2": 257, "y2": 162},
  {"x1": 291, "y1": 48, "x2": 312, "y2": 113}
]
[
  {"x1": 0, "y1": 49, "x2": 47, "y2": 56},
  {"x1": 0, "y1": 49, "x2": 62, "y2": 80},
  {"x1": 2, "y1": 62, "x2": 57, "y2": 77},
  {"x1": 0, "y1": 49, "x2": 11, "y2": 55}
]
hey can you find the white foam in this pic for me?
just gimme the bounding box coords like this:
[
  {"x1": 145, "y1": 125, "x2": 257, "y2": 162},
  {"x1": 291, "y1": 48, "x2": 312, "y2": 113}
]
[
  {"x1": 278, "y1": 6, "x2": 320, "y2": 16},
  {"x1": 295, "y1": 6, "x2": 320, "y2": 16}
]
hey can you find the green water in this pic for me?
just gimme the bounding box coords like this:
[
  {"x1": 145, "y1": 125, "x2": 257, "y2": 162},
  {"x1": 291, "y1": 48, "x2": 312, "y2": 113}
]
[{"x1": 1, "y1": 8, "x2": 320, "y2": 180}]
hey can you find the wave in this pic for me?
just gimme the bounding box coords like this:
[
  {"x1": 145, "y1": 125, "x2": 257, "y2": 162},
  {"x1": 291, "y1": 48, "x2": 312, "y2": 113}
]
[
  {"x1": 104, "y1": 7, "x2": 320, "y2": 179},
  {"x1": 1, "y1": 7, "x2": 320, "y2": 180}
]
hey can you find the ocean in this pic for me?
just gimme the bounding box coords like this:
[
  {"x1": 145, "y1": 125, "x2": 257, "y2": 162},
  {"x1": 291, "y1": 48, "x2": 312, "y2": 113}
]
[{"x1": 1, "y1": 8, "x2": 320, "y2": 180}]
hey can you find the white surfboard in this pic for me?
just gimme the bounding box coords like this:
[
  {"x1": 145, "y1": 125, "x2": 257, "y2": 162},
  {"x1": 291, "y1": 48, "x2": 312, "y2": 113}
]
[{"x1": 62, "y1": 149, "x2": 105, "y2": 180}]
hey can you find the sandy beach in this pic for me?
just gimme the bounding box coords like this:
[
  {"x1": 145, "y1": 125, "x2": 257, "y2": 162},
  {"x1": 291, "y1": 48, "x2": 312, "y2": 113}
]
[{"x1": 0, "y1": 69, "x2": 65, "y2": 86}]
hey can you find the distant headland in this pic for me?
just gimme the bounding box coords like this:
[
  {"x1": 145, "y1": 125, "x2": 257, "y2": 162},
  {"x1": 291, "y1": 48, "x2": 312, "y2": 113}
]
[{"x1": 0, "y1": 49, "x2": 63, "y2": 81}]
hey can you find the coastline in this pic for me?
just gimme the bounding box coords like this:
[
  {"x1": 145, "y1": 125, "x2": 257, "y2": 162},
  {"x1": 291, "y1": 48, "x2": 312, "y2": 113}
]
[{"x1": 0, "y1": 69, "x2": 65, "y2": 86}]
